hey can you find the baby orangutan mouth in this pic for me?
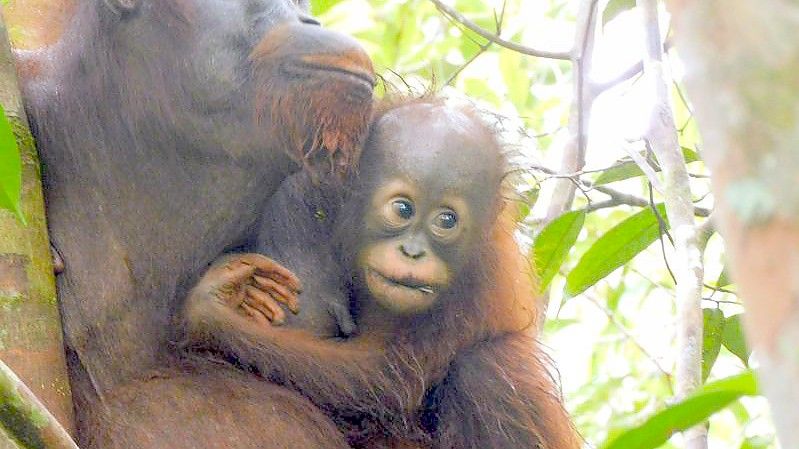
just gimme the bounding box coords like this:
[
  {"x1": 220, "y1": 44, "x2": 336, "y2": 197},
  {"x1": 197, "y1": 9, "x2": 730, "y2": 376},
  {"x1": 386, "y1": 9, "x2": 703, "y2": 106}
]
[{"x1": 366, "y1": 268, "x2": 437, "y2": 297}]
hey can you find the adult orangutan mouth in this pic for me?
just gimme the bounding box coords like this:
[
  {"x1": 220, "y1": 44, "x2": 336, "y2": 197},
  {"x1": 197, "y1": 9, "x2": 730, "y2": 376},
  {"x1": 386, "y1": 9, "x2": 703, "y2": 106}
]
[
  {"x1": 285, "y1": 61, "x2": 376, "y2": 91},
  {"x1": 367, "y1": 268, "x2": 436, "y2": 295}
]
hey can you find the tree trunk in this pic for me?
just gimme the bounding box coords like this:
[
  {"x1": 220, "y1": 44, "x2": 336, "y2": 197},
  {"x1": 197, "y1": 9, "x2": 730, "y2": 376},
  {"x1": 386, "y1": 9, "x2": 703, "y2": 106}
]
[
  {"x1": 0, "y1": 7, "x2": 74, "y2": 435},
  {"x1": 665, "y1": 0, "x2": 799, "y2": 447}
]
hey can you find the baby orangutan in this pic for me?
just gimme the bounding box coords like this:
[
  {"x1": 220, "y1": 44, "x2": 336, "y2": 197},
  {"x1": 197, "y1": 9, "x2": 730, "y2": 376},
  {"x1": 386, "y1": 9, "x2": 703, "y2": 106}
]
[{"x1": 184, "y1": 98, "x2": 580, "y2": 449}]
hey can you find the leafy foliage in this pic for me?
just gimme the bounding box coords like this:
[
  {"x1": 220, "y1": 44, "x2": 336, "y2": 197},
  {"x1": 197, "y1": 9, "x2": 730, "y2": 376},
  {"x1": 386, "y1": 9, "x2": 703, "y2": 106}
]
[
  {"x1": 601, "y1": 371, "x2": 759, "y2": 449},
  {"x1": 565, "y1": 205, "x2": 667, "y2": 297},
  {"x1": 702, "y1": 308, "x2": 725, "y2": 382},
  {"x1": 533, "y1": 210, "x2": 585, "y2": 291}
]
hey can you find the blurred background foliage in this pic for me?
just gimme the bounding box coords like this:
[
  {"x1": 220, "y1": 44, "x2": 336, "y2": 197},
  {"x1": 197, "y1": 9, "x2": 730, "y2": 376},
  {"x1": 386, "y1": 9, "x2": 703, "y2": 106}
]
[
  {"x1": 0, "y1": 0, "x2": 780, "y2": 447},
  {"x1": 310, "y1": 0, "x2": 777, "y2": 448}
]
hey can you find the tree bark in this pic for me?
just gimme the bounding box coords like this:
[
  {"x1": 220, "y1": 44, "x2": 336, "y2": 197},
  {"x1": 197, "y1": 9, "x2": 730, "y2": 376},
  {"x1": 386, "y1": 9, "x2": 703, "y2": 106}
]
[
  {"x1": 665, "y1": 0, "x2": 799, "y2": 447},
  {"x1": 0, "y1": 7, "x2": 74, "y2": 435},
  {"x1": 637, "y1": 1, "x2": 706, "y2": 447}
]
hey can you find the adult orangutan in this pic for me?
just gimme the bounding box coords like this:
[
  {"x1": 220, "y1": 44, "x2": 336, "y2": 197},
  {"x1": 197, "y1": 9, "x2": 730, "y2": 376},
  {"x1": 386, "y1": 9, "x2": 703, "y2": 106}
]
[
  {"x1": 20, "y1": 0, "x2": 374, "y2": 447},
  {"x1": 184, "y1": 99, "x2": 581, "y2": 449}
]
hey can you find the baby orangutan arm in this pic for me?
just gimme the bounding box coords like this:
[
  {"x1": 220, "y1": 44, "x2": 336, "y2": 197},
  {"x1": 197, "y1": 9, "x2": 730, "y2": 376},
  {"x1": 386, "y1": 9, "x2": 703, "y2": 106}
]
[
  {"x1": 182, "y1": 254, "x2": 427, "y2": 422},
  {"x1": 189, "y1": 253, "x2": 301, "y2": 326}
]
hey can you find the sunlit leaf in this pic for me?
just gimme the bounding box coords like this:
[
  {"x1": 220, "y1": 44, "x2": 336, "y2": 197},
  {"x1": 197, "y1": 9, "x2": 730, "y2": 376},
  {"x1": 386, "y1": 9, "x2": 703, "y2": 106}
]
[
  {"x1": 722, "y1": 314, "x2": 751, "y2": 367},
  {"x1": 311, "y1": 0, "x2": 343, "y2": 16},
  {"x1": 0, "y1": 104, "x2": 23, "y2": 223},
  {"x1": 601, "y1": 371, "x2": 759, "y2": 449},
  {"x1": 740, "y1": 436, "x2": 773, "y2": 449},
  {"x1": 602, "y1": 0, "x2": 635, "y2": 26},
  {"x1": 565, "y1": 205, "x2": 667, "y2": 297},
  {"x1": 702, "y1": 308, "x2": 725, "y2": 382},
  {"x1": 716, "y1": 265, "x2": 733, "y2": 288},
  {"x1": 544, "y1": 318, "x2": 580, "y2": 333},
  {"x1": 514, "y1": 187, "x2": 539, "y2": 223},
  {"x1": 534, "y1": 210, "x2": 585, "y2": 291}
]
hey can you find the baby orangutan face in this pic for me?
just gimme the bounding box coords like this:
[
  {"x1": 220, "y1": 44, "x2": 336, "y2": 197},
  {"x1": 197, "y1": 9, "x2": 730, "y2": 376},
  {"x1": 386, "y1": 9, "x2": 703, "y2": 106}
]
[{"x1": 352, "y1": 101, "x2": 504, "y2": 315}]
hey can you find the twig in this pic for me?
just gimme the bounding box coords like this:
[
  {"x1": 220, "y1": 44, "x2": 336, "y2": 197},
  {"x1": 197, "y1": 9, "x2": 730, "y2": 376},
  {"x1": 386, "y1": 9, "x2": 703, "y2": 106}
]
[
  {"x1": 649, "y1": 183, "x2": 678, "y2": 285},
  {"x1": 445, "y1": 1, "x2": 507, "y2": 85},
  {"x1": 428, "y1": 0, "x2": 571, "y2": 60},
  {"x1": 0, "y1": 358, "x2": 80, "y2": 449},
  {"x1": 529, "y1": 163, "x2": 712, "y2": 217},
  {"x1": 627, "y1": 139, "x2": 665, "y2": 193},
  {"x1": 589, "y1": 39, "x2": 673, "y2": 94},
  {"x1": 584, "y1": 294, "x2": 674, "y2": 391}
]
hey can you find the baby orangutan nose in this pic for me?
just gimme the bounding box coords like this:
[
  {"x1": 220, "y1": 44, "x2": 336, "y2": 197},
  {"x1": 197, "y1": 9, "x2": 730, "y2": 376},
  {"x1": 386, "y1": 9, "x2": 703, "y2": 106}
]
[{"x1": 399, "y1": 240, "x2": 426, "y2": 260}]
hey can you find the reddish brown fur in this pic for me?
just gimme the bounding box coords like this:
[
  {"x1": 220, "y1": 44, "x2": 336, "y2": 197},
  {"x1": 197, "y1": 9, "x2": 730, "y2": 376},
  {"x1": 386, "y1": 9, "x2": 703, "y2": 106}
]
[{"x1": 184, "y1": 99, "x2": 580, "y2": 449}]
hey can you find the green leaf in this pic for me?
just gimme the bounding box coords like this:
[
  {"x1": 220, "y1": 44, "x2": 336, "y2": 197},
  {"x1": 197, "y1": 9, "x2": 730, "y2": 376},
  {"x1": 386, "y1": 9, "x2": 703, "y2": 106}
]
[
  {"x1": 716, "y1": 265, "x2": 733, "y2": 288},
  {"x1": 543, "y1": 318, "x2": 580, "y2": 333},
  {"x1": 533, "y1": 211, "x2": 585, "y2": 291},
  {"x1": 602, "y1": 0, "x2": 635, "y2": 26},
  {"x1": 565, "y1": 205, "x2": 667, "y2": 297},
  {"x1": 601, "y1": 371, "x2": 759, "y2": 449},
  {"x1": 0, "y1": 104, "x2": 23, "y2": 223},
  {"x1": 311, "y1": 0, "x2": 343, "y2": 16},
  {"x1": 740, "y1": 436, "x2": 772, "y2": 449},
  {"x1": 594, "y1": 148, "x2": 700, "y2": 186},
  {"x1": 514, "y1": 187, "x2": 539, "y2": 223},
  {"x1": 499, "y1": 49, "x2": 531, "y2": 112},
  {"x1": 722, "y1": 314, "x2": 751, "y2": 367},
  {"x1": 702, "y1": 308, "x2": 725, "y2": 382},
  {"x1": 593, "y1": 161, "x2": 647, "y2": 186},
  {"x1": 681, "y1": 146, "x2": 701, "y2": 163}
]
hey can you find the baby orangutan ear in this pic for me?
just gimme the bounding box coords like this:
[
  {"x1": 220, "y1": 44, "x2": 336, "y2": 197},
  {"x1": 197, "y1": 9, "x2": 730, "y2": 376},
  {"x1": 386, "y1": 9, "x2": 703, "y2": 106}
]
[{"x1": 103, "y1": 0, "x2": 141, "y2": 16}]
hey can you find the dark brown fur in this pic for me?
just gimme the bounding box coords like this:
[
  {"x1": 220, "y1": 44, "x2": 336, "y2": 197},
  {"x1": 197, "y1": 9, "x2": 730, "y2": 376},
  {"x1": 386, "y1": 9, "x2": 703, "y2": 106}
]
[
  {"x1": 21, "y1": 1, "x2": 373, "y2": 447},
  {"x1": 184, "y1": 99, "x2": 581, "y2": 449}
]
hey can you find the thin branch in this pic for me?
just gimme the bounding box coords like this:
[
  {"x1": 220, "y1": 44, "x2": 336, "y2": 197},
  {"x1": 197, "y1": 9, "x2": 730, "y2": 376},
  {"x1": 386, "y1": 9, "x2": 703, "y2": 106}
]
[
  {"x1": 0, "y1": 358, "x2": 80, "y2": 449},
  {"x1": 589, "y1": 39, "x2": 673, "y2": 94},
  {"x1": 585, "y1": 294, "x2": 674, "y2": 391},
  {"x1": 627, "y1": 139, "x2": 665, "y2": 193},
  {"x1": 529, "y1": 163, "x2": 712, "y2": 217},
  {"x1": 639, "y1": 1, "x2": 707, "y2": 448},
  {"x1": 445, "y1": 1, "x2": 507, "y2": 85},
  {"x1": 428, "y1": 0, "x2": 571, "y2": 60},
  {"x1": 649, "y1": 183, "x2": 678, "y2": 285}
]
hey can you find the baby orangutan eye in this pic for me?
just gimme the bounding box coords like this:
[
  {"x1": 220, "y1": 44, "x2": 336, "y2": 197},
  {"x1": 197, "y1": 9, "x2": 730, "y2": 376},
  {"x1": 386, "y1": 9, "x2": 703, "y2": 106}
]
[
  {"x1": 392, "y1": 199, "x2": 415, "y2": 220},
  {"x1": 434, "y1": 211, "x2": 458, "y2": 229}
]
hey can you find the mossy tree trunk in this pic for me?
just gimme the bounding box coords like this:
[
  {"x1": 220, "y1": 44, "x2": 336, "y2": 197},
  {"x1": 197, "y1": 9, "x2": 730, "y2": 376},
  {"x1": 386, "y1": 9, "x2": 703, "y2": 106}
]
[
  {"x1": 0, "y1": 7, "x2": 74, "y2": 438},
  {"x1": 666, "y1": 0, "x2": 799, "y2": 447}
]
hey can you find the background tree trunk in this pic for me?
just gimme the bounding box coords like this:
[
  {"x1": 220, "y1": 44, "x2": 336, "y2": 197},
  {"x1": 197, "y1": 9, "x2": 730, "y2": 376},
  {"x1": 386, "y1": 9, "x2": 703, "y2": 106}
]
[
  {"x1": 0, "y1": 8, "x2": 74, "y2": 435},
  {"x1": 666, "y1": 0, "x2": 799, "y2": 447}
]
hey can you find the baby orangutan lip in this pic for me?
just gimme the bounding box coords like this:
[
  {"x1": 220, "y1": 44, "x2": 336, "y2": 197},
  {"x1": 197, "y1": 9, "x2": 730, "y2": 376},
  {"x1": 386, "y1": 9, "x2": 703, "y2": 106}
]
[{"x1": 368, "y1": 268, "x2": 436, "y2": 294}]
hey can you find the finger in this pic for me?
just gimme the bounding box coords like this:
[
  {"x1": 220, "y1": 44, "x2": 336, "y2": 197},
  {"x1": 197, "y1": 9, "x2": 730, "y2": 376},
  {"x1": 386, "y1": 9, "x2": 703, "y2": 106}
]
[
  {"x1": 246, "y1": 286, "x2": 286, "y2": 325},
  {"x1": 241, "y1": 303, "x2": 271, "y2": 327},
  {"x1": 220, "y1": 286, "x2": 247, "y2": 309},
  {"x1": 239, "y1": 254, "x2": 302, "y2": 293},
  {"x1": 218, "y1": 261, "x2": 258, "y2": 285},
  {"x1": 253, "y1": 275, "x2": 300, "y2": 314}
]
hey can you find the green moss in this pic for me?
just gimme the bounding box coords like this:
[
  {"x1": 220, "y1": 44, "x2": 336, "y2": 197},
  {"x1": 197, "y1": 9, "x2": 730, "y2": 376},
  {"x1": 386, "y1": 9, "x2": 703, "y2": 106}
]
[{"x1": 0, "y1": 293, "x2": 23, "y2": 312}]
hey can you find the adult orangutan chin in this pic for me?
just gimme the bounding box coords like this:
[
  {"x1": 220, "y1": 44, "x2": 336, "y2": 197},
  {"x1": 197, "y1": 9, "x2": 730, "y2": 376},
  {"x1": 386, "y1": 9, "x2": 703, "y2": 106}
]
[{"x1": 20, "y1": 1, "x2": 374, "y2": 448}]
